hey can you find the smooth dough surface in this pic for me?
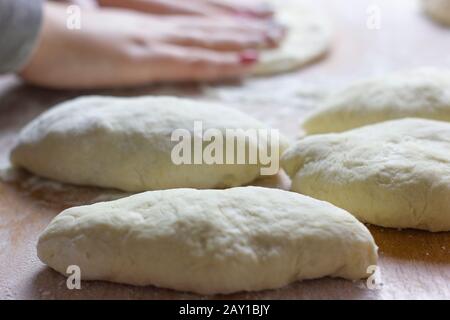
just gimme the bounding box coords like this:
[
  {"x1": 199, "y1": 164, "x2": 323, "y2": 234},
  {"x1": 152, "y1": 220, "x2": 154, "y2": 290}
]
[
  {"x1": 252, "y1": 0, "x2": 332, "y2": 76},
  {"x1": 301, "y1": 68, "x2": 450, "y2": 135},
  {"x1": 11, "y1": 96, "x2": 289, "y2": 192},
  {"x1": 423, "y1": 0, "x2": 450, "y2": 26},
  {"x1": 37, "y1": 187, "x2": 377, "y2": 294},
  {"x1": 282, "y1": 118, "x2": 450, "y2": 232}
]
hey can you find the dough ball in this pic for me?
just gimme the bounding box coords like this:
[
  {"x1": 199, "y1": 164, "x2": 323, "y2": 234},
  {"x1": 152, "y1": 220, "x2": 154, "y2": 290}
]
[
  {"x1": 282, "y1": 118, "x2": 450, "y2": 231},
  {"x1": 252, "y1": 0, "x2": 332, "y2": 76},
  {"x1": 37, "y1": 186, "x2": 378, "y2": 294},
  {"x1": 11, "y1": 96, "x2": 289, "y2": 191},
  {"x1": 301, "y1": 68, "x2": 450, "y2": 135}
]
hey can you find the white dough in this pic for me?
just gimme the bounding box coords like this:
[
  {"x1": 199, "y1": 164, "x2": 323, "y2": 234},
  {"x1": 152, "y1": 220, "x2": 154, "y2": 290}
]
[
  {"x1": 423, "y1": 0, "x2": 450, "y2": 26},
  {"x1": 252, "y1": 0, "x2": 332, "y2": 76},
  {"x1": 282, "y1": 118, "x2": 450, "y2": 232},
  {"x1": 301, "y1": 68, "x2": 450, "y2": 135},
  {"x1": 11, "y1": 96, "x2": 289, "y2": 192},
  {"x1": 37, "y1": 187, "x2": 378, "y2": 294}
]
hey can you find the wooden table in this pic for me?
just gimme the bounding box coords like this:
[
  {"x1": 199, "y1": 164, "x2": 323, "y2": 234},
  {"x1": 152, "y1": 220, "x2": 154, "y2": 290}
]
[{"x1": 1, "y1": 0, "x2": 449, "y2": 299}]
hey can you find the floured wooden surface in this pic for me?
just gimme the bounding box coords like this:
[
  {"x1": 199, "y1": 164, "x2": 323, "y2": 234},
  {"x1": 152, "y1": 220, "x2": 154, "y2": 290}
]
[{"x1": 1, "y1": 0, "x2": 450, "y2": 299}]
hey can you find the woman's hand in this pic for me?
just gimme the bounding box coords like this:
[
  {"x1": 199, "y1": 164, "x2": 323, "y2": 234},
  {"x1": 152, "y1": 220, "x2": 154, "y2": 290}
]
[
  {"x1": 20, "y1": 2, "x2": 284, "y2": 89},
  {"x1": 96, "y1": 0, "x2": 274, "y2": 18}
]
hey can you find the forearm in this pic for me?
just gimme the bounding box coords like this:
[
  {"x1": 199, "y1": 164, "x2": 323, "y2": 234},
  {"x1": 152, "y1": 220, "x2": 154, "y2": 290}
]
[{"x1": 0, "y1": 0, "x2": 43, "y2": 74}]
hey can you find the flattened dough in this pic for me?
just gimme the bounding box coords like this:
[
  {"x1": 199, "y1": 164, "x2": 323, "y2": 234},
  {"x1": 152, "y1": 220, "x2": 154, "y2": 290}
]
[
  {"x1": 423, "y1": 0, "x2": 450, "y2": 26},
  {"x1": 282, "y1": 118, "x2": 450, "y2": 231},
  {"x1": 252, "y1": 0, "x2": 332, "y2": 76},
  {"x1": 37, "y1": 187, "x2": 378, "y2": 294},
  {"x1": 301, "y1": 68, "x2": 450, "y2": 135},
  {"x1": 11, "y1": 96, "x2": 289, "y2": 192}
]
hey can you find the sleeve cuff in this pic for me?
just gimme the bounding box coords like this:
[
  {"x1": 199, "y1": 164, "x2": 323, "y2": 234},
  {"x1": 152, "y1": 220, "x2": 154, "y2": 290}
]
[{"x1": 0, "y1": 0, "x2": 43, "y2": 74}]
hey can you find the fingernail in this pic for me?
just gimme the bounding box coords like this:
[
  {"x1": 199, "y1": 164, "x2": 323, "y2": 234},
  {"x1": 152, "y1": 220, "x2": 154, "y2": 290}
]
[
  {"x1": 265, "y1": 28, "x2": 284, "y2": 46},
  {"x1": 266, "y1": 23, "x2": 287, "y2": 47},
  {"x1": 265, "y1": 32, "x2": 277, "y2": 47},
  {"x1": 240, "y1": 50, "x2": 259, "y2": 64}
]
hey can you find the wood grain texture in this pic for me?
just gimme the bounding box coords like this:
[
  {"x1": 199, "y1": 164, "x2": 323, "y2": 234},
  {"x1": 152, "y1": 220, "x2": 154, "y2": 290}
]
[{"x1": 1, "y1": 0, "x2": 450, "y2": 299}]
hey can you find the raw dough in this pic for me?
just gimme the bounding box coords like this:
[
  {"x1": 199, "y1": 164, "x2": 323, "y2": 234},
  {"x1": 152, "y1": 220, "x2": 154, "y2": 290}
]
[
  {"x1": 282, "y1": 118, "x2": 450, "y2": 231},
  {"x1": 11, "y1": 96, "x2": 289, "y2": 192},
  {"x1": 252, "y1": 0, "x2": 332, "y2": 76},
  {"x1": 301, "y1": 68, "x2": 450, "y2": 135},
  {"x1": 37, "y1": 186, "x2": 378, "y2": 294},
  {"x1": 423, "y1": 0, "x2": 450, "y2": 26}
]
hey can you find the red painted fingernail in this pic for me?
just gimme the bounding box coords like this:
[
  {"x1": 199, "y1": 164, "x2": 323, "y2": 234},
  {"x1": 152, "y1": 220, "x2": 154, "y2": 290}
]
[{"x1": 240, "y1": 50, "x2": 259, "y2": 64}]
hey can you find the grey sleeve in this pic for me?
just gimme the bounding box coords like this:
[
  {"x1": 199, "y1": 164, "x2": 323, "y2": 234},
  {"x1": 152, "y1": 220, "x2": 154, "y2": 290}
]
[{"x1": 0, "y1": 0, "x2": 43, "y2": 74}]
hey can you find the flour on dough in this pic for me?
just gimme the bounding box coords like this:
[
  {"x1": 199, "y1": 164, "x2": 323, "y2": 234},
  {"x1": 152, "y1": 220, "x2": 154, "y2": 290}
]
[
  {"x1": 301, "y1": 68, "x2": 450, "y2": 135},
  {"x1": 11, "y1": 96, "x2": 289, "y2": 192},
  {"x1": 422, "y1": 0, "x2": 450, "y2": 26},
  {"x1": 282, "y1": 118, "x2": 450, "y2": 232},
  {"x1": 37, "y1": 186, "x2": 378, "y2": 294},
  {"x1": 252, "y1": 0, "x2": 332, "y2": 76}
]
